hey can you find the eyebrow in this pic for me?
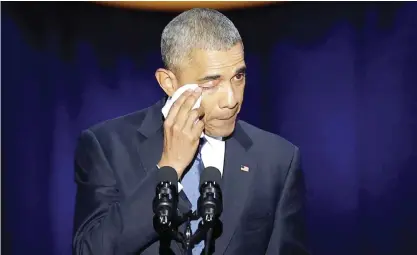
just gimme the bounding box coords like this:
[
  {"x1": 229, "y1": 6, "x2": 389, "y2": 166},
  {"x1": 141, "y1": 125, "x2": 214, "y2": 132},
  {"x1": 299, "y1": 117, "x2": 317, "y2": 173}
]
[
  {"x1": 235, "y1": 66, "x2": 247, "y2": 76},
  {"x1": 197, "y1": 66, "x2": 247, "y2": 83}
]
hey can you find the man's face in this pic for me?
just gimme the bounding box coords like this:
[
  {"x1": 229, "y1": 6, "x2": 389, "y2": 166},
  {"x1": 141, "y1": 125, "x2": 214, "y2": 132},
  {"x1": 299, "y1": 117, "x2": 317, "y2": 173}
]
[{"x1": 177, "y1": 43, "x2": 246, "y2": 138}]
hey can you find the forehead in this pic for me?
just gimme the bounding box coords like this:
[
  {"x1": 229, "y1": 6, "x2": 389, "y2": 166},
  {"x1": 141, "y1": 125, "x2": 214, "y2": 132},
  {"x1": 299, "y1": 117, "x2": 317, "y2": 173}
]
[{"x1": 188, "y1": 44, "x2": 245, "y2": 75}]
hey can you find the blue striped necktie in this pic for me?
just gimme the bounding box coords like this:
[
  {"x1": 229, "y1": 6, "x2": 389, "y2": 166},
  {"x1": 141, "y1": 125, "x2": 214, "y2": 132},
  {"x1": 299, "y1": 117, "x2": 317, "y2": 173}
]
[{"x1": 181, "y1": 138, "x2": 205, "y2": 254}]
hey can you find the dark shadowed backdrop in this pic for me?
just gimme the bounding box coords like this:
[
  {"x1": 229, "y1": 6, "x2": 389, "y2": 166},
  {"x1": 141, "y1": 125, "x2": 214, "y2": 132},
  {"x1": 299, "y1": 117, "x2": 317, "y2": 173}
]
[{"x1": 2, "y1": 2, "x2": 417, "y2": 255}]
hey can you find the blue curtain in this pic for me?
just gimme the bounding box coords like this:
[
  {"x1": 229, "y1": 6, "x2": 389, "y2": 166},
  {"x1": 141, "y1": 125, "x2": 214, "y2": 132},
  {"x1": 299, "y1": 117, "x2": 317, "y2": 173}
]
[{"x1": 2, "y1": 2, "x2": 417, "y2": 255}]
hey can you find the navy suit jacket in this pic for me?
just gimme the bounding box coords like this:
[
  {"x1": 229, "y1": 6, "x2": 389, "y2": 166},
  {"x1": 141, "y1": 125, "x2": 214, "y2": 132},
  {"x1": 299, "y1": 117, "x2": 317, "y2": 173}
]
[{"x1": 72, "y1": 98, "x2": 309, "y2": 254}]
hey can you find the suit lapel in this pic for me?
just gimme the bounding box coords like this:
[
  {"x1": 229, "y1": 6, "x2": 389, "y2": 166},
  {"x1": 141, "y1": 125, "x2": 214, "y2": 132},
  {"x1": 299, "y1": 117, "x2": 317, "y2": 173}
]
[
  {"x1": 136, "y1": 129, "x2": 164, "y2": 173},
  {"x1": 216, "y1": 123, "x2": 255, "y2": 254},
  {"x1": 136, "y1": 99, "x2": 165, "y2": 173}
]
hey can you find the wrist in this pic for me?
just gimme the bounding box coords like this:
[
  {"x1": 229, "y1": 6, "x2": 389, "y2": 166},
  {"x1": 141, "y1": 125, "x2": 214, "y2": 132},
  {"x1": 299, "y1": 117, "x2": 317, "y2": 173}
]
[{"x1": 157, "y1": 159, "x2": 183, "y2": 179}]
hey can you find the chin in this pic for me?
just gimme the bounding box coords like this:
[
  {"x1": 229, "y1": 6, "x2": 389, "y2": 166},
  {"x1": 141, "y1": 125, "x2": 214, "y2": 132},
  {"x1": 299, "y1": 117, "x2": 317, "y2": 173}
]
[{"x1": 205, "y1": 121, "x2": 236, "y2": 138}]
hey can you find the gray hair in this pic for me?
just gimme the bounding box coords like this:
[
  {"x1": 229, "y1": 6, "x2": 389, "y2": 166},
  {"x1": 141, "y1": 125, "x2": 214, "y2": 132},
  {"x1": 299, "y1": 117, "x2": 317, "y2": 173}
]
[{"x1": 161, "y1": 8, "x2": 243, "y2": 71}]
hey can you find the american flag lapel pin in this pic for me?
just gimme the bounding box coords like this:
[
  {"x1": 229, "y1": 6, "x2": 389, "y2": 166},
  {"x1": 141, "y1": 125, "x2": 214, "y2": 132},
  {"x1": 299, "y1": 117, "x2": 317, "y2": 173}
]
[{"x1": 240, "y1": 165, "x2": 249, "y2": 172}]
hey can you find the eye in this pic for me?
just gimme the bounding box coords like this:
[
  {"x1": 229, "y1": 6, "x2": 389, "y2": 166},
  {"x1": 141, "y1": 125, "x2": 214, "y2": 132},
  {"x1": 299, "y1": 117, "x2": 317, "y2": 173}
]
[
  {"x1": 200, "y1": 83, "x2": 215, "y2": 91},
  {"x1": 233, "y1": 72, "x2": 246, "y2": 81},
  {"x1": 199, "y1": 80, "x2": 219, "y2": 91}
]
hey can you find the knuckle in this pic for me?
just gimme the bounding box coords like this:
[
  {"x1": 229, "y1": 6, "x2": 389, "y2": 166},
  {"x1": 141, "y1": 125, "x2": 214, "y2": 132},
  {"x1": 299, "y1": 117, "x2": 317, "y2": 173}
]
[
  {"x1": 164, "y1": 120, "x2": 173, "y2": 128},
  {"x1": 178, "y1": 92, "x2": 190, "y2": 102},
  {"x1": 172, "y1": 100, "x2": 182, "y2": 109},
  {"x1": 190, "y1": 110, "x2": 199, "y2": 119},
  {"x1": 172, "y1": 124, "x2": 181, "y2": 132},
  {"x1": 182, "y1": 100, "x2": 191, "y2": 109},
  {"x1": 186, "y1": 133, "x2": 195, "y2": 141},
  {"x1": 185, "y1": 96, "x2": 196, "y2": 105}
]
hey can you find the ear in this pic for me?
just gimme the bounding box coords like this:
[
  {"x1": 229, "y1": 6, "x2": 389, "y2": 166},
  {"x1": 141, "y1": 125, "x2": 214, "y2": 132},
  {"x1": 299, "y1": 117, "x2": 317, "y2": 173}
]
[{"x1": 155, "y1": 68, "x2": 179, "y2": 97}]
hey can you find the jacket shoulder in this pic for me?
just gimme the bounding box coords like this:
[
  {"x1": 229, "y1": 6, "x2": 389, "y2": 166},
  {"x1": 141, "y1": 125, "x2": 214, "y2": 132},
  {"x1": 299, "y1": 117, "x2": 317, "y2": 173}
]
[
  {"x1": 238, "y1": 120, "x2": 298, "y2": 152},
  {"x1": 87, "y1": 106, "x2": 151, "y2": 136},
  {"x1": 237, "y1": 120, "x2": 299, "y2": 169}
]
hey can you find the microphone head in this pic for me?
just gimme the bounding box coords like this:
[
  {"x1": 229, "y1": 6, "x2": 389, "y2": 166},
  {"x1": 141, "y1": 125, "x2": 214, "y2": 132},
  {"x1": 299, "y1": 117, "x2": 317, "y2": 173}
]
[
  {"x1": 200, "y1": 166, "x2": 222, "y2": 189},
  {"x1": 157, "y1": 166, "x2": 178, "y2": 190}
]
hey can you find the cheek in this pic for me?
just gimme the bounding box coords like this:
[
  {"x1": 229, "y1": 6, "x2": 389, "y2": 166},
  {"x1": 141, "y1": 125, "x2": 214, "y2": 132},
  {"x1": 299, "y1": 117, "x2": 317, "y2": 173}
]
[
  {"x1": 237, "y1": 83, "x2": 245, "y2": 99},
  {"x1": 201, "y1": 86, "x2": 244, "y2": 116},
  {"x1": 201, "y1": 95, "x2": 219, "y2": 117}
]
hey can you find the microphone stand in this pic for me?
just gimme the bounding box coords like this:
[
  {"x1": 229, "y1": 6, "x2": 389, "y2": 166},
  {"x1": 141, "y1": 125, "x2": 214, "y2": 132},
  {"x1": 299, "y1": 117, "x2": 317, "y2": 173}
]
[
  {"x1": 155, "y1": 211, "x2": 218, "y2": 255},
  {"x1": 154, "y1": 214, "x2": 193, "y2": 255},
  {"x1": 184, "y1": 217, "x2": 192, "y2": 252},
  {"x1": 204, "y1": 228, "x2": 213, "y2": 255},
  {"x1": 183, "y1": 212, "x2": 216, "y2": 255},
  {"x1": 201, "y1": 214, "x2": 216, "y2": 255}
]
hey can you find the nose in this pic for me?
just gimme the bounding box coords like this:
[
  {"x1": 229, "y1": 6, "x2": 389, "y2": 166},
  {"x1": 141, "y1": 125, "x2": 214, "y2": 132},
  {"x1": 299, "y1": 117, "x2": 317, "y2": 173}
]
[{"x1": 218, "y1": 85, "x2": 238, "y2": 109}]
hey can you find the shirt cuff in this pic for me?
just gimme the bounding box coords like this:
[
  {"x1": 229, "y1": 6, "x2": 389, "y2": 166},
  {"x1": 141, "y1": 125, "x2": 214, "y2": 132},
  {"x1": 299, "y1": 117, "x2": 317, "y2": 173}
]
[{"x1": 178, "y1": 182, "x2": 184, "y2": 193}]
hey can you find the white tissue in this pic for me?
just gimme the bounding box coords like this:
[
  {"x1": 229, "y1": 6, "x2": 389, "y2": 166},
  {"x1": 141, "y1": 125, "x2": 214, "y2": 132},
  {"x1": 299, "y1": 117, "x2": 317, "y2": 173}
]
[
  {"x1": 161, "y1": 84, "x2": 204, "y2": 138},
  {"x1": 161, "y1": 83, "x2": 202, "y2": 119}
]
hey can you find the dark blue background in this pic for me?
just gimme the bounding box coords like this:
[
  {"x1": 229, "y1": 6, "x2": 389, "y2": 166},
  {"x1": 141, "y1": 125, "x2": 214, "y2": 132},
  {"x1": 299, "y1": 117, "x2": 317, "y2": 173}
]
[{"x1": 2, "y1": 2, "x2": 417, "y2": 255}]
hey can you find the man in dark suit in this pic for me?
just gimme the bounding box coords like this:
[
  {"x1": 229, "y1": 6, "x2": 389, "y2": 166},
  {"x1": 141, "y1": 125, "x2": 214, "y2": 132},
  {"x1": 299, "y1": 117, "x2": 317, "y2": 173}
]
[{"x1": 72, "y1": 8, "x2": 309, "y2": 255}]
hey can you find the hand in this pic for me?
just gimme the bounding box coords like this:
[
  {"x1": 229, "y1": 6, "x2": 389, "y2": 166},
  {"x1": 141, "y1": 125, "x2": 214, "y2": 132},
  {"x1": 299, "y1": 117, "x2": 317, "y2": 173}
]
[{"x1": 158, "y1": 87, "x2": 205, "y2": 178}]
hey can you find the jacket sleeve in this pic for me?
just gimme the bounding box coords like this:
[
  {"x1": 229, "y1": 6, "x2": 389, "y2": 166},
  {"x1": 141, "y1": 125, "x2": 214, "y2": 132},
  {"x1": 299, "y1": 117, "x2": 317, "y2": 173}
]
[
  {"x1": 72, "y1": 129, "x2": 159, "y2": 254},
  {"x1": 265, "y1": 147, "x2": 311, "y2": 255}
]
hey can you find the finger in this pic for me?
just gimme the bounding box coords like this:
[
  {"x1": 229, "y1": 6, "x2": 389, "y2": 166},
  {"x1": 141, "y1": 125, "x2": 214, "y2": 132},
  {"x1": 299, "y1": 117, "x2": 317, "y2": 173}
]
[
  {"x1": 196, "y1": 106, "x2": 205, "y2": 117},
  {"x1": 191, "y1": 118, "x2": 205, "y2": 137},
  {"x1": 183, "y1": 108, "x2": 204, "y2": 132},
  {"x1": 174, "y1": 88, "x2": 202, "y2": 127},
  {"x1": 165, "y1": 89, "x2": 193, "y2": 123},
  {"x1": 180, "y1": 88, "x2": 202, "y2": 114}
]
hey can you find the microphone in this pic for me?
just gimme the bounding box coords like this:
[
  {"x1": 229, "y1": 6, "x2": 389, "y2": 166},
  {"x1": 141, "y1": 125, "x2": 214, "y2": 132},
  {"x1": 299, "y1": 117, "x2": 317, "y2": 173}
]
[
  {"x1": 194, "y1": 166, "x2": 223, "y2": 255},
  {"x1": 153, "y1": 166, "x2": 178, "y2": 229},
  {"x1": 198, "y1": 166, "x2": 223, "y2": 223}
]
